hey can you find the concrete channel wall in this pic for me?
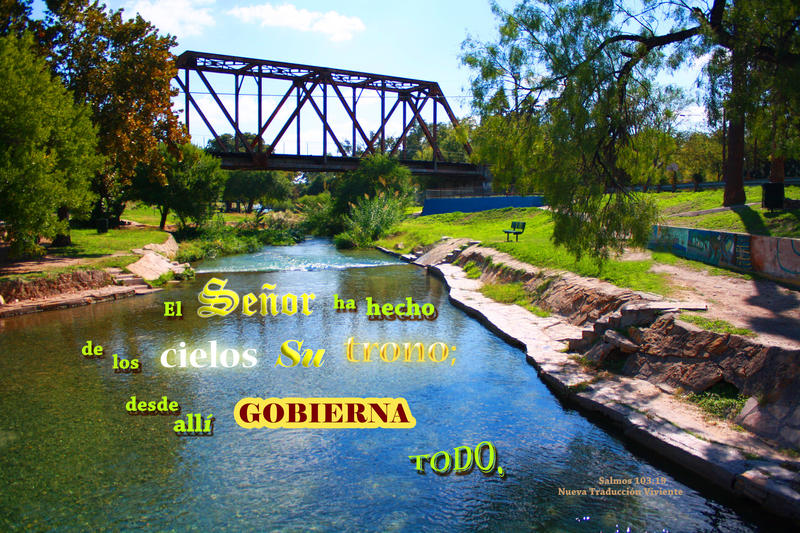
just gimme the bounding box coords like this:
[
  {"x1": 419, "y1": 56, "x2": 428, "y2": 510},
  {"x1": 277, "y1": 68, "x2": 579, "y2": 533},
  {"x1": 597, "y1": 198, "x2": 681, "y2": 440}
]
[{"x1": 649, "y1": 225, "x2": 800, "y2": 286}]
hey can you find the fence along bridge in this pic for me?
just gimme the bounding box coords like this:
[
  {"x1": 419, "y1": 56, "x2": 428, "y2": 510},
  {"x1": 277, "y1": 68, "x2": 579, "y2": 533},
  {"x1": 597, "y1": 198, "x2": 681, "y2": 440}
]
[{"x1": 174, "y1": 51, "x2": 485, "y2": 184}]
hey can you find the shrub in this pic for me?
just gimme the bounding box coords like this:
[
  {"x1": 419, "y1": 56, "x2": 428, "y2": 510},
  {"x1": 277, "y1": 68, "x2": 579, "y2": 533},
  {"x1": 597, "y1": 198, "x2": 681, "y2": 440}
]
[{"x1": 335, "y1": 193, "x2": 405, "y2": 248}]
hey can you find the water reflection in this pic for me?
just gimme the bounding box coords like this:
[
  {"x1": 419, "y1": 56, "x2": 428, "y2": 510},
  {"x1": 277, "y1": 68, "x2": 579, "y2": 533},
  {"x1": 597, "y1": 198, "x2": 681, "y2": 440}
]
[{"x1": 0, "y1": 241, "x2": 771, "y2": 531}]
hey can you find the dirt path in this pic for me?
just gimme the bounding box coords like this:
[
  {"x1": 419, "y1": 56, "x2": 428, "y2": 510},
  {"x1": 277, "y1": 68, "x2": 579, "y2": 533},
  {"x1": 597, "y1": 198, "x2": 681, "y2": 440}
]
[{"x1": 651, "y1": 262, "x2": 800, "y2": 350}]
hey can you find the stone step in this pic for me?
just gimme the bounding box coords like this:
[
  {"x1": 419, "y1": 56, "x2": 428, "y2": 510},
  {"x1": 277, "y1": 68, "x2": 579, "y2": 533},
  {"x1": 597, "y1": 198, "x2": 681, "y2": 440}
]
[
  {"x1": 133, "y1": 285, "x2": 162, "y2": 295},
  {"x1": 118, "y1": 276, "x2": 146, "y2": 286}
]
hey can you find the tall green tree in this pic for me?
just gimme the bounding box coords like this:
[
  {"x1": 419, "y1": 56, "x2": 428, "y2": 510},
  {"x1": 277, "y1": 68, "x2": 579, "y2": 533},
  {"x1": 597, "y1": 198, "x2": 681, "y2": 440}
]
[
  {"x1": 133, "y1": 143, "x2": 226, "y2": 230},
  {"x1": 0, "y1": 32, "x2": 101, "y2": 256},
  {"x1": 44, "y1": 0, "x2": 186, "y2": 224},
  {"x1": 464, "y1": 0, "x2": 800, "y2": 257}
]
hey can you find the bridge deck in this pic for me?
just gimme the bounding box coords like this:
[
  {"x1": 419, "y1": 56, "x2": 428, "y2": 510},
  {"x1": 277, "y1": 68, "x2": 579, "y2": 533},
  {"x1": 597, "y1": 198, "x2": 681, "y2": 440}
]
[{"x1": 216, "y1": 153, "x2": 487, "y2": 182}]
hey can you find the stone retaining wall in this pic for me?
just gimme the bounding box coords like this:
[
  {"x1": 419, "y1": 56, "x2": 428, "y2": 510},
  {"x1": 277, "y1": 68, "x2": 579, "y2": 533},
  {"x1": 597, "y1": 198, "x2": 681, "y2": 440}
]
[
  {"x1": 395, "y1": 239, "x2": 800, "y2": 521},
  {"x1": 449, "y1": 244, "x2": 800, "y2": 449}
]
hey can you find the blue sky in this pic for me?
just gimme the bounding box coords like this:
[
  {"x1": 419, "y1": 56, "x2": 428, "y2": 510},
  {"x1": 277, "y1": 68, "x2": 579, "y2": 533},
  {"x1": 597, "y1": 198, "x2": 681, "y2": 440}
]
[{"x1": 35, "y1": 1, "x2": 708, "y2": 152}]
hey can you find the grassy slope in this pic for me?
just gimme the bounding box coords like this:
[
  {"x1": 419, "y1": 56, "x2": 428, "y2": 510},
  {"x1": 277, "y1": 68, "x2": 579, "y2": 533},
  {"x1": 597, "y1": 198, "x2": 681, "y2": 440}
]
[
  {"x1": 377, "y1": 207, "x2": 672, "y2": 294},
  {"x1": 378, "y1": 185, "x2": 799, "y2": 296},
  {"x1": 655, "y1": 186, "x2": 764, "y2": 215},
  {"x1": 660, "y1": 185, "x2": 800, "y2": 237}
]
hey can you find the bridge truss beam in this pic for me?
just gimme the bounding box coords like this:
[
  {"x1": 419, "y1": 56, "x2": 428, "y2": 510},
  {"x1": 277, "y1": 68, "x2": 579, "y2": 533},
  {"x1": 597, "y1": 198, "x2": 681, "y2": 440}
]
[{"x1": 174, "y1": 51, "x2": 482, "y2": 182}]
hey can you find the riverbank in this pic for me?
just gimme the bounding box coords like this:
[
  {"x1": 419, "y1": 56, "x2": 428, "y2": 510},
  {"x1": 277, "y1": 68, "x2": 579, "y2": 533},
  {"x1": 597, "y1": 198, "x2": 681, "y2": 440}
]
[
  {"x1": 380, "y1": 238, "x2": 800, "y2": 522},
  {"x1": 0, "y1": 235, "x2": 190, "y2": 318}
]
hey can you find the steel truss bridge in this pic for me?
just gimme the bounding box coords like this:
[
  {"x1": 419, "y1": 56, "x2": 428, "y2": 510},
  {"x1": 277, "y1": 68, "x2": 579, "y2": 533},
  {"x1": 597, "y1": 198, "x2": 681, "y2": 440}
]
[{"x1": 174, "y1": 51, "x2": 486, "y2": 185}]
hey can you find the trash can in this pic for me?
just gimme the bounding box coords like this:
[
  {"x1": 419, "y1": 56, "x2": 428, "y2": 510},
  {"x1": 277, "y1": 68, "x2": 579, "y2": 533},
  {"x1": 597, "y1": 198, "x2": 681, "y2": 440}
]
[
  {"x1": 97, "y1": 218, "x2": 109, "y2": 234},
  {"x1": 762, "y1": 182, "x2": 785, "y2": 209}
]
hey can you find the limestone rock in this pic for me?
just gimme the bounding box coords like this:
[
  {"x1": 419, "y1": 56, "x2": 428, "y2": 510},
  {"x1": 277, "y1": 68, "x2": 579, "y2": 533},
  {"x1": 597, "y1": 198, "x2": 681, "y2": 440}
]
[
  {"x1": 585, "y1": 342, "x2": 614, "y2": 364},
  {"x1": 126, "y1": 251, "x2": 187, "y2": 281},
  {"x1": 603, "y1": 329, "x2": 639, "y2": 353},
  {"x1": 141, "y1": 234, "x2": 179, "y2": 259}
]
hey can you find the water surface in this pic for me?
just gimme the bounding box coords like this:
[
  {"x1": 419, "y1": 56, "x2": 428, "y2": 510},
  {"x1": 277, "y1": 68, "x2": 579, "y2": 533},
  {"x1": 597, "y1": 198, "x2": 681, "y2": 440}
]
[{"x1": 0, "y1": 240, "x2": 772, "y2": 531}]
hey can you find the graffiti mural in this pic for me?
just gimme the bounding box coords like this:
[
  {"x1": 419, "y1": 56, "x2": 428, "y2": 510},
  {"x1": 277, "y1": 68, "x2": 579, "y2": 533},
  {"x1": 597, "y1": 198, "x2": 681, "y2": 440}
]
[
  {"x1": 649, "y1": 226, "x2": 688, "y2": 256},
  {"x1": 649, "y1": 226, "x2": 799, "y2": 286},
  {"x1": 684, "y1": 229, "x2": 751, "y2": 270}
]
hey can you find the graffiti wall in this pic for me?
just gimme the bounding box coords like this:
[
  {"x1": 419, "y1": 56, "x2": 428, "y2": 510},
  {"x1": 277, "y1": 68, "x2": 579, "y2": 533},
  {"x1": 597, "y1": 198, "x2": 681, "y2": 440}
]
[
  {"x1": 649, "y1": 225, "x2": 800, "y2": 285},
  {"x1": 751, "y1": 235, "x2": 800, "y2": 282}
]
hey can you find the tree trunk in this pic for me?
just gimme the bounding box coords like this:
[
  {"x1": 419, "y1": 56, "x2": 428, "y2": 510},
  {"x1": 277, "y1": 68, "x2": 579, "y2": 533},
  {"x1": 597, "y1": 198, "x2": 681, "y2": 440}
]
[
  {"x1": 723, "y1": 50, "x2": 746, "y2": 206},
  {"x1": 159, "y1": 207, "x2": 169, "y2": 230},
  {"x1": 52, "y1": 206, "x2": 72, "y2": 247},
  {"x1": 769, "y1": 155, "x2": 785, "y2": 183}
]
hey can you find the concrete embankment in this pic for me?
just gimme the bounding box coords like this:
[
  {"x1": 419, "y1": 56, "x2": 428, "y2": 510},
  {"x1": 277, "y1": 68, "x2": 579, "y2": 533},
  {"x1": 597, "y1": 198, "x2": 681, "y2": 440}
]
[{"x1": 379, "y1": 238, "x2": 800, "y2": 522}]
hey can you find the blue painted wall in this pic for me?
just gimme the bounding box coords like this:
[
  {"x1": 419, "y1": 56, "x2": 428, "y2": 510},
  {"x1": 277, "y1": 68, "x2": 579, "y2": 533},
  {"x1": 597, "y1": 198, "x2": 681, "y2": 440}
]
[
  {"x1": 421, "y1": 196, "x2": 545, "y2": 215},
  {"x1": 648, "y1": 225, "x2": 800, "y2": 286}
]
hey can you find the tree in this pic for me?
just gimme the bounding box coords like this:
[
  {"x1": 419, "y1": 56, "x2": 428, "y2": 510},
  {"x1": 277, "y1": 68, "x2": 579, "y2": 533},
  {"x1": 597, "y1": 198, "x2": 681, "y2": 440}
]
[
  {"x1": 674, "y1": 131, "x2": 724, "y2": 184},
  {"x1": 132, "y1": 143, "x2": 226, "y2": 230},
  {"x1": 0, "y1": 0, "x2": 31, "y2": 36},
  {"x1": 206, "y1": 132, "x2": 261, "y2": 153},
  {"x1": 331, "y1": 154, "x2": 414, "y2": 219},
  {"x1": 223, "y1": 170, "x2": 292, "y2": 213},
  {"x1": 44, "y1": 0, "x2": 186, "y2": 225},
  {"x1": 463, "y1": 0, "x2": 800, "y2": 257},
  {"x1": 0, "y1": 32, "x2": 101, "y2": 256}
]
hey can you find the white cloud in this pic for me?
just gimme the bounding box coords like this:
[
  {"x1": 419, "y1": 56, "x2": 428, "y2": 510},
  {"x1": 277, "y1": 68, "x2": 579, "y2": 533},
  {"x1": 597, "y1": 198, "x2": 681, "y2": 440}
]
[
  {"x1": 125, "y1": 0, "x2": 216, "y2": 39},
  {"x1": 228, "y1": 3, "x2": 365, "y2": 42}
]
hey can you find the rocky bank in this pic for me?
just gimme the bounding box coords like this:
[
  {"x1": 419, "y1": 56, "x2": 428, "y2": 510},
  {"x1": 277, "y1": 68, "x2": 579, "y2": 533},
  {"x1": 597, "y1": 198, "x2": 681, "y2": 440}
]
[{"x1": 380, "y1": 238, "x2": 800, "y2": 522}]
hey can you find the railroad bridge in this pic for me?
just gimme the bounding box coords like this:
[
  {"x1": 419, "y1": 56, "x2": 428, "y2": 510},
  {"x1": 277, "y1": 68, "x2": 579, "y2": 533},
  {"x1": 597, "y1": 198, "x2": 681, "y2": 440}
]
[{"x1": 174, "y1": 51, "x2": 486, "y2": 186}]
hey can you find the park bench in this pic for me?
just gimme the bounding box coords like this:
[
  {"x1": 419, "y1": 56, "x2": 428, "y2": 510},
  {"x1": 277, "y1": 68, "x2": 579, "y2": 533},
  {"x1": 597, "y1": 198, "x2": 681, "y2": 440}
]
[{"x1": 503, "y1": 221, "x2": 526, "y2": 242}]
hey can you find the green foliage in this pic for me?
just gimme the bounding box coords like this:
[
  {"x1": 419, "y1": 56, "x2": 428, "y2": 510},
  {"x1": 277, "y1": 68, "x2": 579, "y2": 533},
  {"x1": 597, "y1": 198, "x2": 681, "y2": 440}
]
[
  {"x1": 147, "y1": 270, "x2": 174, "y2": 287},
  {"x1": 685, "y1": 382, "x2": 748, "y2": 421},
  {"x1": 45, "y1": 0, "x2": 186, "y2": 224},
  {"x1": 332, "y1": 154, "x2": 415, "y2": 221},
  {"x1": 679, "y1": 314, "x2": 756, "y2": 337},
  {"x1": 334, "y1": 193, "x2": 405, "y2": 249},
  {"x1": 462, "y1": 261, "x2": 482, "y2": 279},
  {"x1": 175, "y1": 216, "x2": 300, "y2": 263},
  {"x1": 470, "y1": 114, "x2": 540, "y2": 194},
  {"x1": 673, "y1": 132, "x2": 724, "y2": 184},
  {"x1": 461, "y1": 0, "x2": 800, "y2": 258},
  {"x1": 223, "y1": 170, "x2": 292, "y2": 212},
  {"x1": 480, "y1": 281, "x2": 551, "y2": 317},
  {"x1": 295, "y1": 192, "x2": 338, "y2": 236},
  {"x1": 205, "y1": 132, "x2": 260, "y2": 153},
  {"x1": 132, "y1": 143, "x2": 226, "y2": 230},
  {"x1": 0, "y1": 32, "x2": 101, "y2": 257}
]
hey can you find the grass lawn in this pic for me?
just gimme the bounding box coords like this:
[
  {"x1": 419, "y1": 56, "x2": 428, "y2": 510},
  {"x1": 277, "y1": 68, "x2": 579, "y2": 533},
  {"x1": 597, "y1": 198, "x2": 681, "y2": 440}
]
[
  {"x1": 654, "y1": 184, "x2": 799, "y2": 238},
  {"x1": 49, "y1": 228, "x2": 170, "y2": 258},
  {"x1": 377, "y1": 207, "x2": 673, "y2": 295},
  {"x1": 377, "y1": 185, "x2": 798, "y2": 296},
  {"x1": 664, "y1": 205, "x2": 800, "y2": 237},
  {"x1": 1, "y1": 226, "x2": 170, "y2": 281},
  {"x1": 652, "y1": 185, "x2": 767, "y2": 216},
  {"x1": 122, "y1": 204, "x2": 168, "y2": 226}
]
